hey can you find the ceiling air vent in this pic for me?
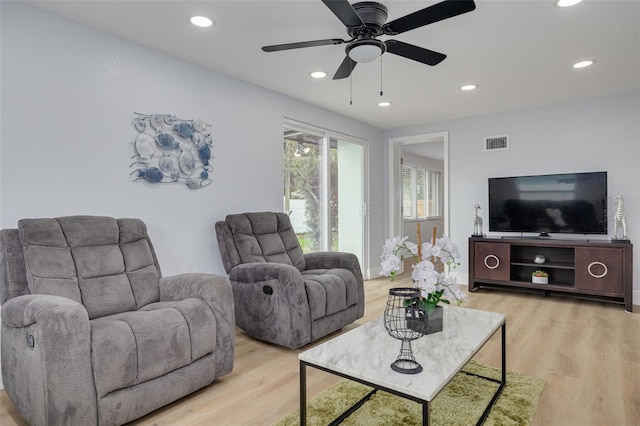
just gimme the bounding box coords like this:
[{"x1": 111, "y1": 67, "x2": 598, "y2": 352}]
[{"x1": 484, "y1": 135, "x2": 509, "y2": 152}]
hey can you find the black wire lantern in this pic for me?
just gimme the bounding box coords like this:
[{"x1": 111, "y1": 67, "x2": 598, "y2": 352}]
[{"x1": 383, "y1": 287, "x2": 426, "y2": 374}]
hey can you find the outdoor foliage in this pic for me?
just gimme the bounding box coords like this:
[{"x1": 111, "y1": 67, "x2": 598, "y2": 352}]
[{"x1": 283, "y1": 139, "x2": 339, "y2": 251}]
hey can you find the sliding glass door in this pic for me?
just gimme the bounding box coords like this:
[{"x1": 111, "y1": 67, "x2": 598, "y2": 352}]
[{"x1": 283, "y1": 121, "x2": 366, "y2": 271}]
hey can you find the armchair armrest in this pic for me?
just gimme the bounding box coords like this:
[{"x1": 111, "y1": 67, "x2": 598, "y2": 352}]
[
  {"x1": 159, "y1": 273, "x2": 235, "y2": 376},
  {"x1": 1, "y1": 295, "x2": 97, "y2": 426},
  {"x1": 230, "y1": 262, "x2": 302, "y2": 284},
  {"x1": 304, "y1": 252, "x2": 364, "y2": 285},
  {"x1": 304, "y1": 252, "x2": 365, "y2": 318},
  {"x1": 228, "y1": 263, "x2": 311, "y2": 349}
]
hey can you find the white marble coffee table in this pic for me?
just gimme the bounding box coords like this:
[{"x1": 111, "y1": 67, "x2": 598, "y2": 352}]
[{"x1": 298, "y1": 306, "x2": 506, "y2": 425}]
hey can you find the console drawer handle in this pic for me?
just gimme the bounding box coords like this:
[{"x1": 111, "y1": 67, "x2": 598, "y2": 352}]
[
  {"x1": 484, "y1": 254, "x2": 500, "y2": 270},
  {"x1": 587, "y1": 261, "x2": 607, "y2": 279}
]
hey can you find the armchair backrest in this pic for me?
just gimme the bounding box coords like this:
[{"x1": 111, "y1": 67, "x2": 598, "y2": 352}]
[
  {"x1": 0, "y1": 216, "x2": 163, "y2": 319},
  {"x1": 215, "y1": 212, "x2": 306, "y2": 274},
  {"x1": 0, "y1": 229, "x2": 30, "y2": 304}
]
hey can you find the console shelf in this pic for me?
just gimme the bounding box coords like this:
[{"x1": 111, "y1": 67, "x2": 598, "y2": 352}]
[{"x1": 469, "y1": 237, "x2": 633, "y2": 311}]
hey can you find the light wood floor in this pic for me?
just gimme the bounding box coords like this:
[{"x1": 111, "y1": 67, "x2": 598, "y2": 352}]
[{"x1": 2, "y1": 275, "x2": 639, "y2": 425}]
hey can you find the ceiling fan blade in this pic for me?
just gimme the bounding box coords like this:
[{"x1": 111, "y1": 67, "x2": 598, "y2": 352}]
[
  {"x1": 262, "y1": 38, "x2": 345, "y2": 52},
  {"x1": 385, "y1": 40, "x2": 446, "y2": 66},
  {"x1": 384, "y1": 0, "x2": 476, "y2": 35},
  {"x1": 322, "y1": 0, "x2": 365, "y2": 28},
  {"x1": 333, "y1": 56, "x2": 358, "y2": 79}
]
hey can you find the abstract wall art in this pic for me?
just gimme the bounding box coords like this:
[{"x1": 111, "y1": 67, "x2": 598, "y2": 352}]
[{"x1": 130, "y1": 113, "x2": 213, "y2": 189}]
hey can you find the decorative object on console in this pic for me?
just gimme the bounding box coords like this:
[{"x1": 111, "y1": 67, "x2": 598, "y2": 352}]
[
  {"x1": 130, "y1": 113, "x2": 213, "y2": 189},
  {"x1": 531, "y1": 270, "x2": 549, "y2": 284},
  {"x1": 473, "y1": 203, "x2": 484, "y2": 236},
  {"x1": 534, "y1": 254, "x2": 546, "y2": 264},
  {"x1": 612, "y1": 194, "x2": 629, "y2": 242}
]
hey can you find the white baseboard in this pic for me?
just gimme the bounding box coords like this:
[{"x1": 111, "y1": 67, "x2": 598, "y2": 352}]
[
  {"x1": 451, "y1": 271, "x2": 469, "y2": 285},
  {"x1": 368, "y1": 266, "x2": 381, "y2": 281}
]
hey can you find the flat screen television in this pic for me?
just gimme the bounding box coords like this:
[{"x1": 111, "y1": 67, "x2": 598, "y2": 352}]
[{"x1": 488, "y1": 171, "x2": 608, "y2": 235}]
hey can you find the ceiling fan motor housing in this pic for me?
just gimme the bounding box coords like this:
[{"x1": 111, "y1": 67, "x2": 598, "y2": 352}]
[{"x1": 349, "y1": 2, "x2": 388, "y2": 37}]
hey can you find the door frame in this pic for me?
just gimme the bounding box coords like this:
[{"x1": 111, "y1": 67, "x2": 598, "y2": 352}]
[{"x1": 388, "y1": 131, "x2": 449, "y2": 241}]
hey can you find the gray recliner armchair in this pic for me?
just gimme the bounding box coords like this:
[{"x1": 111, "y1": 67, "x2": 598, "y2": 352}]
[
  {"x1": 215, "y1": 212, "x2": 364, "y2": 349},
  {"x1": 0, "y1": 216, "x2": 235, "y2": 426}
]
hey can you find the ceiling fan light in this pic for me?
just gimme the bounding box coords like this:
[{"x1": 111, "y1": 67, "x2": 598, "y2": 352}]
[
  {"x1": 347, "y1": 43, "x2": 383, "y2": 63},
  {"x1": 555, "y1": 0, "x2": 583, "y2": 7},
  {"x1": 572, "y1": 59, "x2": 594, "y2": 69},
  {"x1": 189, "y1": 16, "x2": 213, "y2": 28}
]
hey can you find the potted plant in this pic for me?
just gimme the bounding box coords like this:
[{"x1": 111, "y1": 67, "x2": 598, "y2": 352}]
[
  {"x1": 380, "y1": 235, "x2": 466, "y2": 334},
  {"x1": 532, "y1": 269, "x2": 549, "y2": 284}
]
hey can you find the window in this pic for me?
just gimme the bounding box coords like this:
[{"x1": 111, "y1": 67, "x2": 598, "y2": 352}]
[
  {"x1": 283, "y1": 121, "x2": 367, "y2": 271},
  {"x1": 402, "y1": 165, "x2": 441, "y2": 219}
]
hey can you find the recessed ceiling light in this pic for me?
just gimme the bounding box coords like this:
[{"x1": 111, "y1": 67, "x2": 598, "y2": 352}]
[
  {"x1": 189, "y1": 16, "x2": 213, "y2": 28},
  {"x1": 310, "y1": 71, "x2": 327, "y2": 79},
  {"x1": 572, "y1": 59, "x2": 595, "y2": 69},
  {"x1": 378, "y1": 101, "x2": 392, "y2": 107},
  {"x1": 461, "y1": 84, "x2": 477, "y2": 91},
  {"x1": 556, "y1": 0, "x2": 583, "y2": 7}
]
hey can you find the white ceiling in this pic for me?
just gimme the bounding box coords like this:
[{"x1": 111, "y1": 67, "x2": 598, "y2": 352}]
[{"x1": 23, "y1": 0, "x2": 640, "y2": 130}]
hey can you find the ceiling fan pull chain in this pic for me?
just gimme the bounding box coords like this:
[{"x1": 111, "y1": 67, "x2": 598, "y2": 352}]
[
  {"x1": 380, "y1": 55, "x2": 384, "y2": 96},
  {"x1": 350, "y1": 61, "x2": 353, "y2": 105}
]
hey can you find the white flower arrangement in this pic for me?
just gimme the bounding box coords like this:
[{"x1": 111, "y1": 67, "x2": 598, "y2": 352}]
[{"x1": 380, "y1": 235, "x2": 467, "y2": 314}]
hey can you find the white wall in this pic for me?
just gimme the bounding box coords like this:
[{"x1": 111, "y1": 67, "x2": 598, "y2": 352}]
[
  {"x1": 0, "y1": 2, "x2": 384, "y2": 276},
  {"x1": 384, "y1": 93, "x2": 640, "y2": 303},
  {"x1": 0, "y1": 2, "x2": 385, "y2": 389}
]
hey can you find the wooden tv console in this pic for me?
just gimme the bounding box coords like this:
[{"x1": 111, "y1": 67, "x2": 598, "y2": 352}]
[{"x1": 468, "y1": 237, "x2": 633, "y2": 311}]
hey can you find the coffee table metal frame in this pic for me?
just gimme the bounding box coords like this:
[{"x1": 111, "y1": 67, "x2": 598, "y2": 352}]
[{"x1": 299, "y1": 308, "x2": 506, "y2": 426}]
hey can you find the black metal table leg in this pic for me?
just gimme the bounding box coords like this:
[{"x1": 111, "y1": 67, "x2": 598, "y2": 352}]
[
  {"x1": 466, "y1": 321, "x2": 506, "y2": 425},
  {"x1": 423, "y1": 400, "x2": 429, "y2": 425},
  {"x1": 300, "y1": 360, "x2": 306, "y2": 426},
  {"x1": 502, "y1": 323, "x2": 506, "y2": 385}
]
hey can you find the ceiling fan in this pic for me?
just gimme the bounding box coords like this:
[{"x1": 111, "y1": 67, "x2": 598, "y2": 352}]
[{"x1": 262, "y1": 0, "x2": 476, "y2": 80}]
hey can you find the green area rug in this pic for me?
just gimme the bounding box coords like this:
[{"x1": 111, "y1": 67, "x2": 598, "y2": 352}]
[{"x1": 276, "y1": 361, "x2": 544, "y2": 426}]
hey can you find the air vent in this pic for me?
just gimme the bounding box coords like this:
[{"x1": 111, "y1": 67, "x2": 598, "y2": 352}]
[{"x1": 484, "y1": 135, "x2": 509, "y2": 152}]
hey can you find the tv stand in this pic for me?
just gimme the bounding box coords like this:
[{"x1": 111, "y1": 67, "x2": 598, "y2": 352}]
[
  {"x1": 538, "y1": 232, "x2": 550, "y2": 238},
  {"x1": 469, "y1": 237, "x2": 633, "y2": 311}
]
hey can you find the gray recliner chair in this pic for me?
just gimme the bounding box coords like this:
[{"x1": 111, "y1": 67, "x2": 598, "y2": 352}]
[
  {"x1": 0, "y1": 216, "x2": 235, "y2": 426},
  {"x1": 215, "y1": 212, "x2": 364, "y2": 349}
]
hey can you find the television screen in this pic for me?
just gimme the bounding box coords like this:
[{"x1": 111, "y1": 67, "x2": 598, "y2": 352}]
[{"x1": 488, "y1": 171, "x2": 608, "y2": 235}]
